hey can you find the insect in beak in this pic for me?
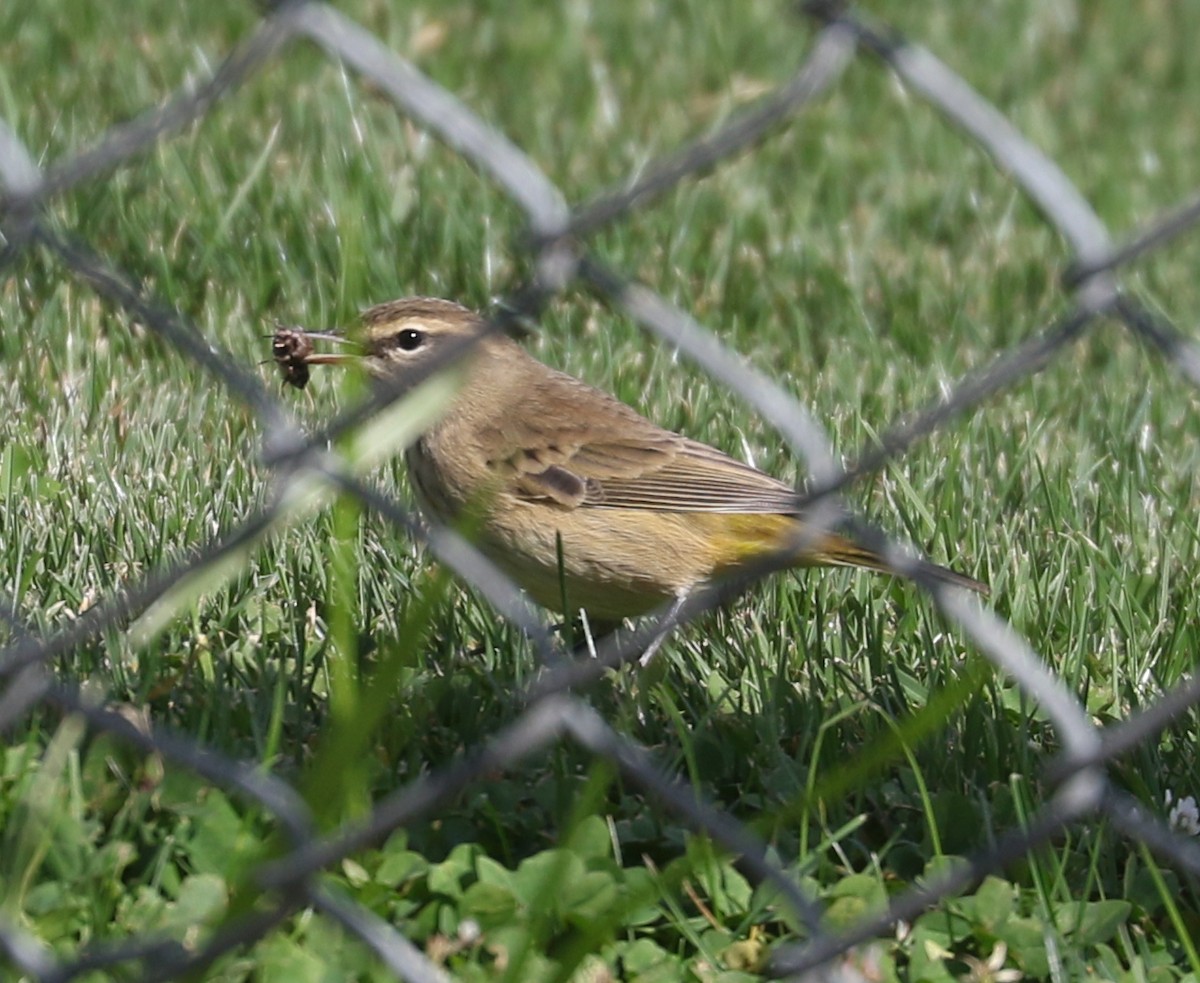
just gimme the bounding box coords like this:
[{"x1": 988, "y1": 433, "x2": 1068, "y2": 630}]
[{"x1": 267, "y1": 326, "x2": 360, "y2": 389}]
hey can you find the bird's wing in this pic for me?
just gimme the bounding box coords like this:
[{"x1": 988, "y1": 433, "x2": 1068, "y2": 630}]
[
  {"x1": 575, "y1": 437, "x2": 801, "y2": 513},
  {"x1": 497, "y1": 378, "x2": 800, "y2": 514}
]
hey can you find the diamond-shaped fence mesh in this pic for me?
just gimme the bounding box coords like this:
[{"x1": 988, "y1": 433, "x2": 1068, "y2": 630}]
[{"x1": 2, "y1": 2, "x2": 1199, "y2": 980}]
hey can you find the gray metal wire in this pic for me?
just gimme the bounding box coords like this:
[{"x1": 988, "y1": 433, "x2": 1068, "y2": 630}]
[{"x1": 2, "y1": 2, "x2": 1199, "y2": 980}]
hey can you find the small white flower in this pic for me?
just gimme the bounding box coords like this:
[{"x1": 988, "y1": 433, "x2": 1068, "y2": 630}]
[
  {"x1": 1166, "y1": 791, "x2": 1200, "y2": 836},
  {"x1": 962, "y1": 941, "x2": 1024, "y2": 982}
]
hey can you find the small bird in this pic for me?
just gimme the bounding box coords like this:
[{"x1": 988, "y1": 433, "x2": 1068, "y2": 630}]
[{"x1": 275, "y1": 297, "x2": 987, "y2": 623}]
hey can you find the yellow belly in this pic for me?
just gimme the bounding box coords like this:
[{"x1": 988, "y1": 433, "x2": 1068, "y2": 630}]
[{"x1": 473, "y1": 506, "x2": 804, "y2": 622}]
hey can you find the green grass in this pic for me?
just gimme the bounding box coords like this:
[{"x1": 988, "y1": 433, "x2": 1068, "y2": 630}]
[{"x1": 3, "y1": 0, "x2": 1200, "y2": 979}]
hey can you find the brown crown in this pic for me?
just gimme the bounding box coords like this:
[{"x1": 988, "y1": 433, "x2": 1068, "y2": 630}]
[{"x1": 360, "y1": 297, "x2": 480, "y2": 327}]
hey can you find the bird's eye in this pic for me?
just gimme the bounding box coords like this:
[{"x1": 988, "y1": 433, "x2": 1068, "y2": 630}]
[{"x1": 395, "y1": 328, "x2": 424, "y2": 351}]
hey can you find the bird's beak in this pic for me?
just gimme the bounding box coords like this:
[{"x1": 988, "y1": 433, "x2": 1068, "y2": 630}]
[
  {"x1": 303, "y1": 351, "x2": 359, "y2": 366},
  {"x1": 300, "y1": 332, "x2": 362, "y2": 366}
]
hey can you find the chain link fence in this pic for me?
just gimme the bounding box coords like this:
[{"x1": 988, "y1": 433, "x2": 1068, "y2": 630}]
[{"x1": 2, "y1": 1, "x2": 1199, "y2": 979}]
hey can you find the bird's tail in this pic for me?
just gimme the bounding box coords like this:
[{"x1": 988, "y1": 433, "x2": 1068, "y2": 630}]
[
  {"x1": 705, "y1": 513, "x2": 990, "y2": 596},
  {"x1": 806, "y1": 530, "x2": 990, "y2": 597}
]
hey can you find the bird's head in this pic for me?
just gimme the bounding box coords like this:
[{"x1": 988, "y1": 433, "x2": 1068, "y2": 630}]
[{"x1": 274, "y1": 297, "x2": 499, "y2": 391}]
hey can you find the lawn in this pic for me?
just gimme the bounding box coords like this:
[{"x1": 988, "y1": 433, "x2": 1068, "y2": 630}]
[{"x1": 2, "y1": 1, "x2": 1200, "y2": 980}]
